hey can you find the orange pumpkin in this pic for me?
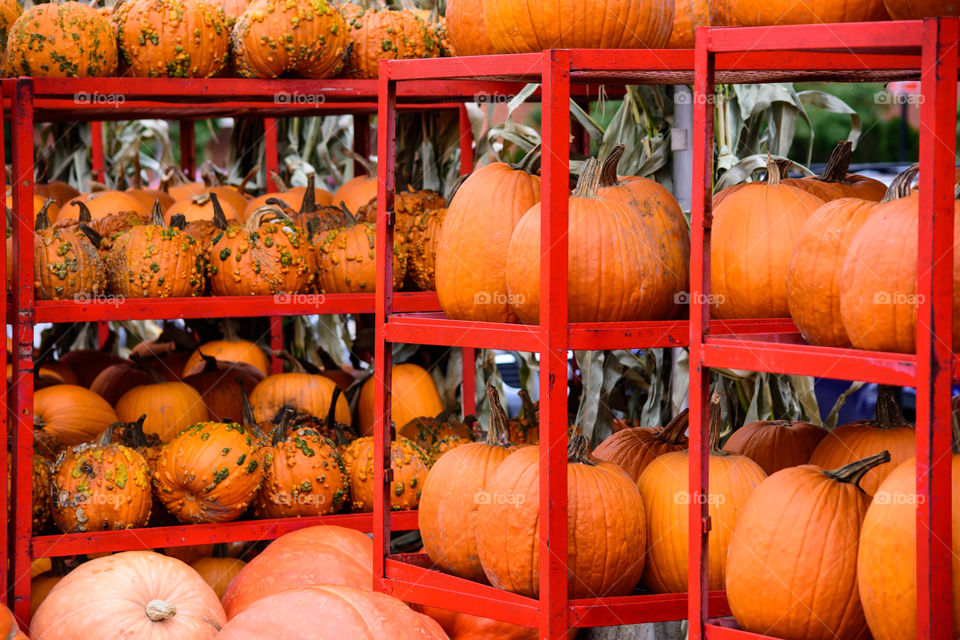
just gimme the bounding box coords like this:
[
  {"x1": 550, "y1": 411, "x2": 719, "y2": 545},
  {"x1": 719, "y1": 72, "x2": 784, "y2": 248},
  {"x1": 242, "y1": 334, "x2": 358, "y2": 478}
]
[
  {"x1": 32, "y1": 551, "x2": 226, "y2": 639},
  {"x1": 406, "y1": 206, "x2": 446, "y2": 291},
  {"x1": 637, "y1": 394, "x2": 766, "y2": 592},
  {"x1": 0, "y1": 0, "x2": 22, "y2": 76},
  {"x1": 399, "y1": 410, "x2": 473, "y2": 451},
  {"x1": 58, "y1": 348, "x2": 128, "y2": 388},
  {"x1": 248, "y1": 369, "x2": 350, "y2": 425},
  {"x1": 0, "y1": 602, "x2": 26, "y2": 640},
  {"x1": 345, "y1": 434, "x2": 430, "y2": 512},
  {"x1": 712, "y1": 0, "x2": 888, "y2": 24},
  {"x1": 183, "y1": 354, "x2": 265, "y2": 423},
  {"x1": 507, "y1": 389, "x2": 539, "y2": 444},
  {"x1": 883, "y1": 0, "x2": 958, "y2": 18},
  {"x1": 357, "y1": 363, "x2": 444, "y2": 437},
  {"x1": 243, "y1": 173, "x2": 334, "y2": 222},
  {"x1": 153, "y1": 421, "x2": 264, "y2": 523},
  {"x1": 341, "y1": 5, "x2": 442, "y2": 79},
  {"x1": 183, "y1": 335, "x2": 270, "y2": 377},
  {"x1": 781, "y1": 142, "x2": 887, "y2": 202},
  {"x1": 166, "y1": 191, "x2": 240, "y2": 224},
  {"x1": 89, "y1": 360, "x2": 153, "y2": 406},
  {"x1": 7, "y1": 2, "x2": 118, "y2": 77},
  {"x1": 726, "y1": 453, "x2": 890, "y2": 640},
  {"x1": 711, "y1": 158, "x2": 825, "y2": 318},
  {"x1": 592, "y1": 409, "x2": 689, "y2": 483},
  {"x1": 667, "y1": 0, "x2": 709, "y2": 48},
  {"x1": 6, "y1": 192, "x2": 59, "y2": 223},
  {"x1": 444, "y1": 0, "x2": 495, "y2": 55},
  {"x1": 723, "y1": 419, "x2": 827, "y2": 475},
  {"x1": 115, "y1": 376, "x2": 210, "y2": 442},
  {"x1": 35, "y1": 384, "x2": 118, "y2": 446},
  {"x1": 436, "y1": 146, "x2": 541, "y2": 323},
  {"x1": 66, "y1": 190, "x2": 148, "y2": 221},
  {"x1": 190, "y1": 555, "x2": 247, "y2": 600},
  {"x1": 32, "y1": 203, "x2": 105, "y2": 301},
  {"x1": 35, "y1": 181, "x2": 80, "y2": 208},
  {"x1": 417, "y1": 604, "x2": 540, "y2": 640},
  {"x1": 314, "y1": 210, "x2": 407, "y2": 293},
  {"x1": 332, "y1": 174, "x2": 378, "y2": 212}
]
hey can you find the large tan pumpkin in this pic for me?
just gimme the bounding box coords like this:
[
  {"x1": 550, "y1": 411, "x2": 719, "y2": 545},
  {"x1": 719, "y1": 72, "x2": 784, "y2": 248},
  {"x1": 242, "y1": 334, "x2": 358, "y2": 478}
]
[{"x1": 357, "y1": 363, "x2": 444, "y2": 437}]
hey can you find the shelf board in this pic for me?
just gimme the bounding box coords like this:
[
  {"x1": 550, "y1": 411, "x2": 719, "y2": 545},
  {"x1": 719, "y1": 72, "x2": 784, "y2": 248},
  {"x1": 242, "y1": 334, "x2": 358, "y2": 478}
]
[
  {"x1": 705, "y1": 623, "x2": 775, "y2": 639},
  {"x1": 32, "y1": 510, "x2": 419, "y2": 558}
]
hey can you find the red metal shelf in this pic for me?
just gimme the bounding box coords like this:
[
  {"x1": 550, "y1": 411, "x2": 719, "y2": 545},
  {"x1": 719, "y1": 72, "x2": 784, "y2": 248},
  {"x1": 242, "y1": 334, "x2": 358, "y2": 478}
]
[{"x1": 704, "y1": 625, "x2": 772, "y2": 640}]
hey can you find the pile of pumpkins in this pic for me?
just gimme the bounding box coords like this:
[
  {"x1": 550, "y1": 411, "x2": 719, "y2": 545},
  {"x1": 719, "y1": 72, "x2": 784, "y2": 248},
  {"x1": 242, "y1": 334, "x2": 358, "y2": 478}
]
[
  {"x1": 20, "y1": 328, "x2": 468, "y2": 537},
  {"x1": 710, "y1": 141, "x2": 960, "y2": 355},
  {"x1": 9, "y1": 164, "x2": 449, "y2": 301},
  {"x1": 0, "y1": 0, "x2": 447, "y2": 79}
]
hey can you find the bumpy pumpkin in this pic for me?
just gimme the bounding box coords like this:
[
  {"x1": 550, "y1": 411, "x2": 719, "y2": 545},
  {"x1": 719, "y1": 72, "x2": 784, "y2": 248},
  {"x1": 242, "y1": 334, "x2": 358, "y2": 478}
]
[
  {"x1": 0, "y1": 0, "x2": 21, "y2": 76},
  {"x1": 637, "y1": 394, "x2": 767, "y2": 593},
  {"x1": 153, "y1": 421, "x2": 264, "y2": 523},
  {"x1": 69, "y1": 201, "x2": 151, "y2": 245},
  {"x1": 32, "y1": 202, "x2": 106, "y2": 301},
  {"x1": 50, "y1": 424, "x2": 153, "y2": 533},
  {"x1": 357, "y1": 363, "x2": 445, "y2": 437},
  {"x1": 726, "y1": 452, "x2": 890, "y2": 640},
  {"x1": 711, "y1": 158, "x2": 825, "y2": 318},
  {"x1": 116, "y1": 0, "x2": 229, "y2": 77},
  {"x1": 346, "y1": 434, "x2": 430, "y2": 512},
  {"x1": 231, "y1": 0, "x2": 350, "y2": 78},
  {"x1": 32, "y1": 455, "x2": 53, "y2": 532},
  {"x1": 883, "y1": 0, "x2": 958, "y2": 18},
  {"x1": 341, "y1": 5, "x2": 442, "y2": 79},
  {"x1": 484, "y1": 0, "x2": 672, "y2": 52},
  {"x1": 436, "y1": 146, "x2": 541, "y2": 322},
  {"x1": 31, "y1": 551, "x2": 226, "y2": 640},
  {"x1": 809, "y1": 386, "x2": 915, "y2": 496},
  {"x1": 711, "y1": 0, "x2": 888, "y2": 24},
  {"x1": 208, "y1": 206, "x2": 315, "y2": 296},
  {"x1": 407, "y1": 206, "x2": 446, "y2": 291},
  {"x1": 444, "y1": 0, "x2": 494, "y2": 55},
  {"x1": 419, "y1": 386, "x2": 515, "y2": 581},
  {"x1": 781, "y1": 142, "x2": 887, "y2": 202},
  {"x1": 723, "y1": 418, "x2": 827, "y2": 475},
  {"x1": 7, "y1": 2, "x2": 118, "y2": 77},
  {"x1": 400, "y1": 409, "x2": 473, "y2": 451},
  {"x1": 314, "y1": 207, "x2": 406, "y2": 293},
  {"x1": 427, "y1": 435, "x2": 471, "y2": 464},
  {"x1": 35, "y1": 384, "x2": 118, "y2": 446},
  {"x1": 592, "y1": 409, "x2": 689, "y2": 483}
]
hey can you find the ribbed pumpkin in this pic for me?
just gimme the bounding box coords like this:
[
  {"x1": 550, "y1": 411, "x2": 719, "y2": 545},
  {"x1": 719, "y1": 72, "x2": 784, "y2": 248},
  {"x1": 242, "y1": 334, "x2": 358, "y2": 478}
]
[
  {"x1": 476, "y1": 430, "x2": 645, "y2": 597},
  {"x1": 667, "y1": 0, "x2": 709, "y2": 48},
  {"x1": 183, "y1": 354, "x2": 265, "y2": 423},
  {"x1": 190, "y1": 554, "x2": 247, "y2": 600},
  {"x1": 444, "y1": 0, "x2": 494, "y2": 55},
  {"x1": 711, "y1": 158, "x2": 825, "y2": 318},
  {"x1": 781, "y1": 143, "x2": 887, "y2": 202},
  {"x1": 840, "y1": 170, "x2": 960, "y2": 353},
  {"x1": 31, "y1": 551, "x2": 226, "y2": 640},
  {"x1": 483, "y1": 0, "x2": 672, "y2": 52},
  {"x1": 592, "y1": 409, "x2": 689, "y2": 484},
  {"x1": 66, "y1": 190, "x2": 148, "y2": 221},
  {"x1": 809, "y1": 386, "x2": 915, "y2": 496},
  {"x1": 183, "y1": 334, "x2": 270, "y2": 377},
  {"x1": 726, "y1": 453, "x2": 890, "y2": 640},
  {"x1": 221, "y1": 525, "x2": 374, "y2": 618},
  {"x1": 243, "y1": 173, "x2": 334, "y2": 221},
  {"x1": 208, "y1": 206, "x2": 315, "y2": 296},
  {"x1": 50, "y1": 424, "x2": 153, "y2": 533},
  {"x1": 883, "y1": 0, "x2": 958, "y2": 18},
  {"x1": 248, "y1": 369, "x2": 351, "y2": 425},
  {"x1": 723, "y1": 419, "x2": 827, "y2": 475},
  {"x1": 115, "y1": 374, "x2": 210, "y2": 442},
  {"x1": 333, "y1": 174, "x2": 378, "y2": 212},
  {"x1": 89, "y1": 360, "x2": 151, "y2": 405},
  {"x1": 357, "y1": 363, "x2": 444, "y2": 437},
  {"x1": 346, "y1": 434, "x2": 430, "y2": 512},
  {"x1": 419, "y1": 386, "x2": 514, "y2": 581},
  {"x1": 7, "y1": 2, "x2": 118, "y2": 77},
  {"x1": 32, "y1": 203, "x2": 106, "y2": 301},
  {"x1": 35, "y1": 384, "x2": 118, "y2": 446},
  {"x1": 116, "y1": 0, "x2": 229, "y2": 77},
  {"x1": 341, "y1": 5, "x2": 442, "y2": 79},
  {"x1": 436, "y1": 146, "x2": 541, "y2": 323},
  {"x1": 858, "y1": 454, "x2": 960, "y2": 640},
  {"x1": 154, "y1": 421, "x2": 264, "y2": 523},
  {"x1": 231, "y1": 0, "x2": 350, "y2": 78},
  {"x1": 637, "y1": 394, "x2": 766, "y2": 593},
  {"x1": 217, "y1": 585, "x2": 448, "y2": 639},
  {"x1": 711, "y1": 0, "x2": 888, "y2": 24},
  {"x1": 36, "y1": 181, "x2": 81, "y2": 208},
  {"x1": 314, "y1": 210, "x2": 406, "y2": 293}
]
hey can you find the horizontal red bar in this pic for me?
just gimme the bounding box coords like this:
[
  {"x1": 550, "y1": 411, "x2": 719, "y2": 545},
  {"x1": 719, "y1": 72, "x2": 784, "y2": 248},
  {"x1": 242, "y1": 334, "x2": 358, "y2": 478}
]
[
  {"x1": 385, "y1": 314, "x2": 545, "y2": 351},
  {"x1": 706, "y1": 20, "x2": 924, "y2": 53},
  {"x1": 705, "y1": 623, "x2": 777, "y2": 640},
  {"x1": 569, "y1": 591, "x2": 730, "y2": 627},
  {"x1": 33, "y1": 511, "x2": 419, "y2": 558},
  {"x1": 385, "y1": 53, "x2": 547, "y2": 81}
]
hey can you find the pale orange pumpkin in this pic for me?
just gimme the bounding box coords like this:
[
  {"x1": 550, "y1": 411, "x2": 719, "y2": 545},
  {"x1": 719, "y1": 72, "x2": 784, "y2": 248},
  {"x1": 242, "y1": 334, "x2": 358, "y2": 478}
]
[
  {"x1": 34, "y1": 384, "x2": 118, "y2": 446},
  {"x1": 712, "y1": 0, "x2": 888, "y2": 24},
  {"x1": 333, "y1": 174, "x2": 378, "y2": 213},
  {"x1": 357, "y1": 363, "x2": 444, "y2": 437},
  {"x1": 183, "y1": 335, "x2": 270, "y2": 377}
]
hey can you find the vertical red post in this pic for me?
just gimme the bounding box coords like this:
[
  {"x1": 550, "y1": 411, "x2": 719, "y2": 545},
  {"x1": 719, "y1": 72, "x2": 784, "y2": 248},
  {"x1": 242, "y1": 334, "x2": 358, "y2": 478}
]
[
  {"x1": 461, "y1": 348, "x2": 476, "y2": 416},
  {"x1": 538, "y1": 50, "x2": 571, "y2": 640},
  {"x1": 97, "y1": 321, "x2": 110, "y2": 348},
  {"x1": 373, "y1": 61, "x2": 397, "y2": 588},
  {"x1": 90, "y1": 121, "x2": 105, "y2": 183},
  {"x1": 0, "y1": 80, "x2": 8, "y2": 604},
  {"x1": 915, "y1": 17, "x2": 957, "y2": 640},
  {"x1": 688, "y1": 27, "x2": 715, "y2": 640},
  {"x1": 264, "y1": 117, "x2": 279, "y2": 179},
  {"x1": 10, "y1": 78, "x2": 34, "y2": 626},
  {"x1": 458, "y1": 104, "x2": 474, "y2": 175},
  {"x1": 354, "y1": 113, "x2": 371, "y2": 174},
  {"x1": 270, "y1": 317, "x2": 284, "y2": 374},
  {"x1": 180, "y1": 120, "x2": 196, "y2": 178}
]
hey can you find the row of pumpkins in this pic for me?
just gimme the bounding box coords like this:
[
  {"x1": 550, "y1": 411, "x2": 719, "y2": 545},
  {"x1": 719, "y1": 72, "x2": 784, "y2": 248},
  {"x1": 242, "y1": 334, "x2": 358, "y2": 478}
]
[
  {"x1": 418, "y1": 384, "x2": 943, "y2": 640},
  {"x1": 11, "y1": 164, "x2": 451, "y2": 299}
]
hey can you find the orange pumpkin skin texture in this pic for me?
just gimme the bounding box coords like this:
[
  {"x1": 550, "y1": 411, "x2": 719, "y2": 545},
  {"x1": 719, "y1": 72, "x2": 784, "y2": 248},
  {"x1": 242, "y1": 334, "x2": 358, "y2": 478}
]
[
  {"x1": 347, "y1": 435, "x2": 430, "y2": 512},
  {"x1": 183, "y1": 357, "x2": 264, "y2": 423},
  {"x1": 32, "y1": 551, "x2": 226, "y2": 639},
  {"x1": 883, "y1": 0, "x2": 958, "y2": 18},
  {"x1": 35, "y1": 384, "x2": 119, "y2": 446},
  {"x1": 399, "y1": 412, "x2": 473, "y2": 451},
  {"x1": 249, "y1": 372, "x2": 351, "y2": 425},
  {"x1": 217, "y1": 584, "x2": 448, "y2": 639},
  {"x1": 32, "y1": 206, "x2": 106, "y2": 301},
  {"x1": 476, "y1": 432, "x2": 645, "y2": 598},
  {"x1": 357, "y1": 363, "x2": 444, "y2": 437},
  {"x1": 711, "y1": 161, "x2": 825, "y2": 318},
  {"x1": 333, "y1": 175, "x2": 378, "y2": 212},
  {"x1": 50, "y1": 432, "x2": 153, "y2": 533},
  {"x1": 116, "y1": 0, "x2": 229, "y2": 78},
  {"x1": 858, "y1": 455, "x2": 960, "y2": 640},
  {"x1": 341, "y1": 6, "x2": 442, "y2": 79},
  {"x1": 154, "y1": 422, "x2": 264, "y2": 524},
  {"x1": 7, "y1": 2, "x2": 118, "y2": 77},
  {"x1": 32, "y1": 456, "x2": 53, "y2": 532},
  {"x1": 787, "y1": 197, "x2": 880, "y2": 348},
  {"x1": 221, "y1": 525, "x2": 374, "y2": 618},
  {"x1": 115, "y1": 381, "x2": 210, "y2": 442},
  {"x1": 723, "y1": 420, "x2": 827, "y2": 475},
  {"x1": 436, "y1": 151, "x2": 541, "y2": 323},
  {"x1": 484, "y1": 0, "x2": 672, "y2": 53},
  {"x1": 726, "y1": 455, "x2": 888, "y2": 640},
  {"x1": 66, "y1": 190, "x2": 149, "y2": 220},
  {"x1": 35, "y1": 181, "x2": 81, "y2": 208},
  {"x1": 667, "y1": 0, "x2": 709, "y2": 48},
  {"x1": 315, "y1": 219, "x2": 406, "y2": 293},
  {"x1": 418, "y1": 604, "x2": 543, "y2": 640},
  {"x1": 714, "y1": 0, "x2": 888, "y2": 24},
  {"x1": 184, "y1": 339, "x2": 270, "y2": 377},
  {"x1": 106, "y1": 217, "x2": 205, "y2": 298},
  {"x1": 781, "y1": 143, "x2": 888, "y2": 203},
  {"x1": 31, "y1": 573, "x2": 63, "y2": 619},
  {"x1": 407, "y1": 207, "x2": 446, "y2": 291},
  {"x1": 190, "y1": 556, "x2": 247, "y2": 600},
  {"x1": 166, "y1": 192, "x2": 240, "y2": 223},
  {"x1": 0, "y1": 0, "x2": 21, "y2": 76},
  {"x1": 592, "y1": 410, "x2": 689, "y2": 483},
  {"x1": 445, "y1": 0, "x2": 495, "y2": 55},
  {"x1": 231, "y1": 0, "x2": 350, "y2": 79}
]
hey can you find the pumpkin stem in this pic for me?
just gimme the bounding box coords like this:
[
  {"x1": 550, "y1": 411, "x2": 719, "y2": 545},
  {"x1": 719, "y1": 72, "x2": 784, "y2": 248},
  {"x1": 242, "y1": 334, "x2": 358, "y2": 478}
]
[
  {"x1": 300, "y1": 174, "x2": 317, "y2": 214},
  {"x1": 265, "y1": 197, "x2": 295, "y2": 213},
  {"x1": 598, "y1": 144, "x2": 626, "y2": 188},
  {"x1": 658, "y1": 408, "x2": 690, "y2": 445},
  {"x1": 197, "y1": 350, "x2": 219, "y2": 374},
  {"x1": 131, "y1": 153, "x2": 144, "y2": 189},
  {"x1": 708, "y1": 393, "x2": 726, "y2": 456},
  {"x1": 239, "y1": 382, "x2": 258, "y2": 429},
  {"x1": 882, "y1": 164, "x2": 919, "y2": 202},
  {"x1": 773, "y1": 157, "x2": 794, "y2": 179},
  {"x1": 485, "y1": 385, "x2": 512, "y2": 447},
  {"x1": 168, "y1": 214, "x2": 187, "y2": 230},
  {"x1": 512, "y1": 144, "x2": 542, "y2": 174},
  {"x1": 247, "y1": 205, "x2": 292, "y2": 229},
  {"x1": 518, "y1": 388, "x2": 537, "y2": 426},
  {"x1": 874, "y1": 385, "x2": 912, "y2": 430},
  {"x1": 567, "y1": 429, "x2": 596, "y2": 465},
  {"x1": 342, "y1": 148, "x2": 376, "y2": 177},
  {"x1": 823, "y1": 450, "x2": 891, "y2": 489},
  {"x1": 71, "y1": 200, "x2": 93, "y2": 224},
  {"x1": 446, "y1": 173, "x2": 470, "y2": 202},
  {"x1": 764, "y1": 155, "x2": 783, "y2": 187},
  {"x1": 209, "y1": 192, "x2": 229, "y2": 230},
  {"x1": 325, "y1": 385, "x2": 343, "y2": 432},
  {"x1": 338, "y1": 201, "x2": 360, "y2": 227},
  {"x1": 96, "y1": 422, "x2": 120, "y2": 448},
  {"x1": 191, "y1": 191, "x2": 212, "y2": 207},
  {"x1": 816, "y1": 141, "x2": 853, "y2": 184},
  {"x1": 571, "y1": 157, "x2": 601, "y2": 199},
  {"x1": 127, "y1": 414, "x2": 150, "y2": 449},
  {"x1": 269, "y1": 170, "x2": 288, "y2": 192},
  {"x1": 237, "y1": 166, "x2": 259, "y2": 197},
  {"x1": 34, "y1": 199, "x2": 55, "y2": 231},
  {"x1": 272, "y1": 408, "x2": 294, "y2": 445},
  {"x1": 77, "y1": 224, "x2": 103, "y2": 249},
  {"x1": 145, "y1": 599, "x2": 177, "y2": 622},
  {"x1": 116, "y1": 160, "x2": 128, "y2": 191},
  {"x1": 150, "y1": 198, "x2": 164, "y2": 226}
]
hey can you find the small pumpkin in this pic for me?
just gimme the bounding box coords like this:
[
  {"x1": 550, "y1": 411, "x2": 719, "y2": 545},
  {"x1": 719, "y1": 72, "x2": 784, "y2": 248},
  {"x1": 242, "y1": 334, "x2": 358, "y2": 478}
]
[
  {"x1": 114, "y1": 366, "x2": 210, "y2": 442},
  {"x1": 781, "y1": 142, "x2": 887, "y2": 202},
  {"x1": 35, "y1": 181, "x2": 80, "y2": 208},
  {"x1": 183, "y1": 353, "x2": 265, "y2": 423},
  {"x1": 723, "y1": 418, "x2": 827, "y2": 475},
  {"x1": 346, "y1": 433, "x2": 430, "y2": 512},
  {"x1": 592, "y1": 409, "x2": 689, "y2": 483},
  {"x1": 333, "y1": 173, "x2": 378, "y2": 213},
  {"x1": 399, "y1": 409, "x2": 473, "y2": 451},
  {"x1": 357, "y1": 363, "x2": 445, "y2": 437},
  {"x1": 31, "y1": 201, "x2": 106, "y2": 301},
  {"x1": 248, "y1": 360, "x2": 351, "y2": 426},
  {"x1": 243, "y1": 173, "x2": 334, "y2": 222},
  {"x1": 507, "y1": 389, "x2": 539, "y2": 445},
  {"x1": 65, "y1": 190, "x2": 148, "y2": 222},
  {"x1": 153, "y1": 421, "x2": 264, "y2": 524},
  {"x1": 428, "y1": 435, "x2": 472, "y2": 463},
  {"x1": 89, "y1": 359, "x2": 154, "y2": 406},
  {"x1": 166, "y1": 191, "x2": 241, "y2": 224},
  {"x1": 190, "y1": 549, "x2": 247, "y2": 600},
  {"x1": 35, "y1": 384, "x2": 119, "y2": 447},
  {"x1": 7, "y1": 1, "x2": 118, "y2": 77},
  {"x1": 340, "y1": 5, "x2": 442, "y2": 79}
]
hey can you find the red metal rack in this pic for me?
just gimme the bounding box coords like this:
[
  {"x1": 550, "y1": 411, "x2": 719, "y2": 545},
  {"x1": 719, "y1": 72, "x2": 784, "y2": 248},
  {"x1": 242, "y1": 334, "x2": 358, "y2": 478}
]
[{"x1": 689, "y1": 18, "x2": 958, "y2": 640}]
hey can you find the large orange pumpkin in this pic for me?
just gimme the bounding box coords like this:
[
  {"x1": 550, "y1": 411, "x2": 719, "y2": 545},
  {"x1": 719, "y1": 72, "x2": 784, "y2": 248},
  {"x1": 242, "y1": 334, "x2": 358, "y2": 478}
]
[
  {"x1": 6, "y1": 2, "x2": 118, "y2": 77},
  {"x1": 115, "y1": 378, "x2": 210, "y2": 442},
  {"x1": 858, "y1": 454, "x2": 960, "y2": 640},
  {"x1": 712, "y1": 0, "x2": 888, "y2": 24},
  {"x1": 592, "y1": 409, "x2": 689, "y2": 483},
  {"x1": 357, "y1": 363, "x2": 444, "y2": 437},
  {"x1": 667, "y1": 0, "x2": 709, "y2": 48},
  {"x1": 35, "y1": 384, "x2": 118, "y2": 446},
  {"x1": 809, "y1": 386, "x2": 915, "y2": 496},
  {"x1": 248, "y1": 370, "x2": 350, "y2": 425},
  {"x1": 444, "y1": 0, "x2": 494, "y2": 55},
  {"x1": 333, "y1": 174, "x2": 378, "y2": 212},
  {"x1": 882, "y1": 0, "x2": 957, "y2": 19},
  {"x1": 711, "y1": 158, "x2": 825, "y2": 318},
  {"x1": 637, "y1": 394, "x2": 767, "y2": 592},
  {"x1": 0, "y1": 601, "x2": 27, "y2": 640},
  {"x1": 221, "y1": 525, "x2": 374, "y2": 618},
  {"x1": 726, "y1": 453, "x2": 890, "y2": 640},
  {"x1": 723, "y1": 419, "x2": 827, "y2": 475},
  {"x1": 31, "y1": 551, "x2": 226, "y2": 639},
  {"x1": 436, "y1": 147, "x2": 541, "y2": 323}
]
